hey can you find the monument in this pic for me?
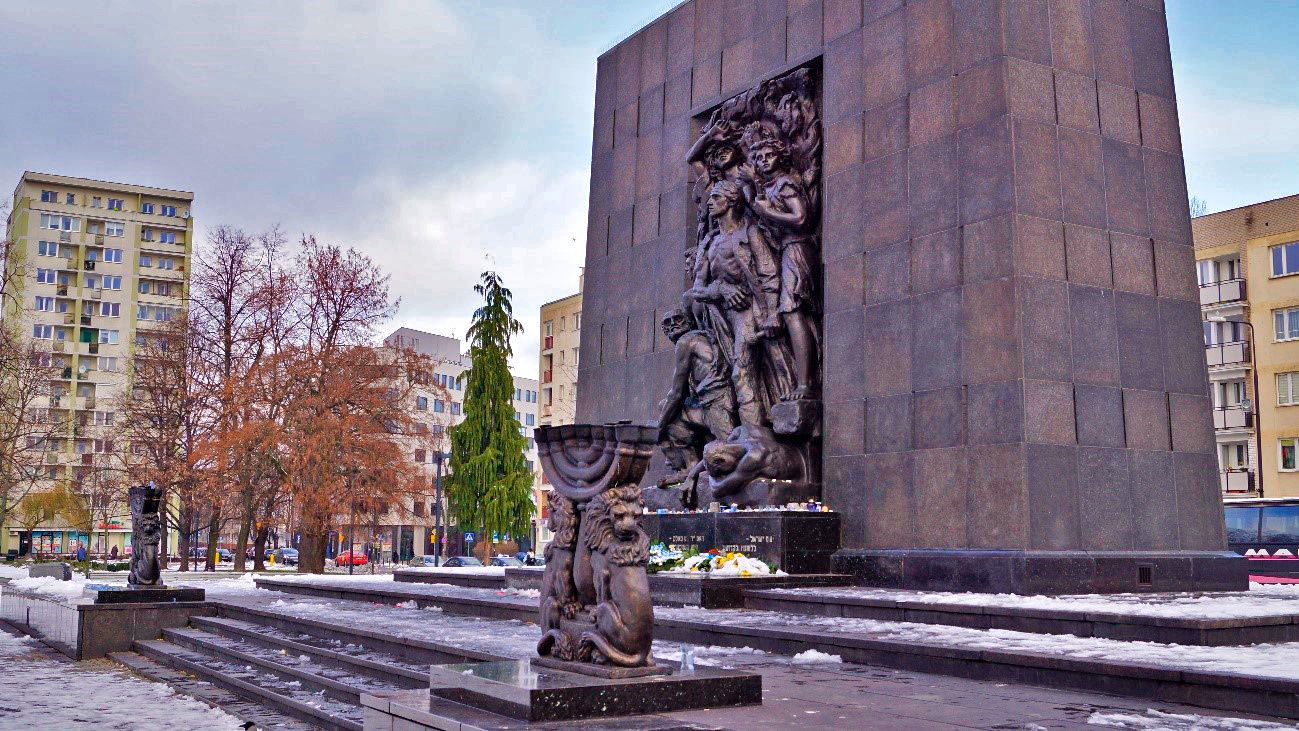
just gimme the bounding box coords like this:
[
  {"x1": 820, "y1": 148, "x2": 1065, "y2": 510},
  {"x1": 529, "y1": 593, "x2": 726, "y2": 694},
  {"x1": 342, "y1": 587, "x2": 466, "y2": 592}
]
[
  {"x1": 87, "y1": 483, "x2": 204, "y2": 604},
  {"x1": 577, "y1": 0, "x2": 1245, "y2": 594},
  {"x1": 414, "y1": 424, "x2": 760, "y2": 723}
]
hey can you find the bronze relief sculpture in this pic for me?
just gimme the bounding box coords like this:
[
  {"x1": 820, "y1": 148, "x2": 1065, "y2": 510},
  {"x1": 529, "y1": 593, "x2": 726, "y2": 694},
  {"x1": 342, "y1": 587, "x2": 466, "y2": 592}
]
[{"x1": 661, "y1": 65, "x2": 823, "y2": 506}]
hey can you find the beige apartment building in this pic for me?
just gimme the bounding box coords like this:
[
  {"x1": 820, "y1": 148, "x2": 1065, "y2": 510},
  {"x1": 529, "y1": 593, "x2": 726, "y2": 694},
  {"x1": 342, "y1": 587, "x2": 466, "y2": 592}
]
[
  {"x1": 1194, "y1": 194, "x2": 1299, "y2": 499},
  {"x1": 537, "y1": 272, "x2": 582, "y2": 554},
  {"x1": 357, "y1": 327, "x2": 539, "y2": 561},
  {"x1": 2, "y1": 172, "x2": 193, "y2": 557}
]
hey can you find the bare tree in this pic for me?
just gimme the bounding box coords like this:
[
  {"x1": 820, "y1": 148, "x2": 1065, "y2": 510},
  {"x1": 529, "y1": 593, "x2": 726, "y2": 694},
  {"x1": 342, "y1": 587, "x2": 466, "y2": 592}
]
[{"x1": 1189, "y1": 195, "x2": 1209, "y2": 218}]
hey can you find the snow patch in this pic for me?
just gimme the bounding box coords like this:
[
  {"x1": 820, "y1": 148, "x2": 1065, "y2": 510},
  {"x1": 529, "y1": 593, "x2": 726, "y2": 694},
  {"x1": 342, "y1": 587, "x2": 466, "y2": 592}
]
[
  {"x1": 1087, "y1": 709, "x2": 1299, "y2": 729},
  {"x1": 791, "y1": 649, "x2": 843, "y2": 664}
]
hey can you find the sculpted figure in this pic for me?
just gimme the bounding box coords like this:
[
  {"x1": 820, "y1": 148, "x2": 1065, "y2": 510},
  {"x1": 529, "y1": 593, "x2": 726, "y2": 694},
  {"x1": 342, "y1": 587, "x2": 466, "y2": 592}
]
[
  {"x1": 128, "y1": 483, "x2": 164, "y2": 587},
  {"x1": 536, "y1": 492, "x2": 581, "y2": 660},
  {"x1": 686, "y1": 180, "x2": 795, "y2": 427},
  {"x1": 579, "y1": 485, "x2": 654, "y2": 667},
  {"x1": 740, "y1": 122, "x2": 819, "y2": 401},
  {"x1": 688, "y1": 425, "x2": 808, "y2": 504},
  {"x1": 656, "y1": 307, "x2": 736, "y2": 492}
]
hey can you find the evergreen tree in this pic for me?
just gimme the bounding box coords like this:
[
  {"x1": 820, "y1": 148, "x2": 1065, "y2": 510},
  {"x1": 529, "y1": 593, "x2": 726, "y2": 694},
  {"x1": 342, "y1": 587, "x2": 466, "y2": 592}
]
[{"x1": 446, "y1": 271, "x2": 533, "y2": 560}]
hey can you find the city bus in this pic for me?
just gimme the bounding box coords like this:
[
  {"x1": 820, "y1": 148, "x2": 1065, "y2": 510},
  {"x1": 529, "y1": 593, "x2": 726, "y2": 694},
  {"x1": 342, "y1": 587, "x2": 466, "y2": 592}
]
[{"x1": 1224, "y1": 497, "x2": 1299, "y2": 580}]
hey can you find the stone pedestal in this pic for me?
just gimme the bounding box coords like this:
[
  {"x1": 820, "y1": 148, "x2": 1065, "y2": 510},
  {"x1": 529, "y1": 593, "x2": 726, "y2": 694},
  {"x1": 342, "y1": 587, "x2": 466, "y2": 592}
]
[
  {"x1": 424, "y1": 659, "x2": 760, "y2": 722},
  {"x1": 85, "y1": 585, "x2": 205, "y2": 604},
  {"x1": 640, "y1": 510, "x2": 839, "y2": 574}
]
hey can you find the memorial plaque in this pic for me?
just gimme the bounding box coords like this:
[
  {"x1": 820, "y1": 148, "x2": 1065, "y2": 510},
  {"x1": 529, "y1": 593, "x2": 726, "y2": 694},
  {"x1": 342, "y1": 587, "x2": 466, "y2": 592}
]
[{"x1": 641, "y1": 511, "x2": 838, "y2": 574}]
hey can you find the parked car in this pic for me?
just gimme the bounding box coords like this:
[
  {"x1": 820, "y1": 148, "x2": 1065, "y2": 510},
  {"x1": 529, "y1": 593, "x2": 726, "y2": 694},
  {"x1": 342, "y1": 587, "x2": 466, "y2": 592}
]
[
  {"x1": 270, "y1": 548, "x2": 299, "y2": 566},
  {"x1": 441, "y1": 556, "x2": 483, "y2": 568},
  {"x1": 334, "y1": 550, "x2": 368, "y2": 567},
  {"x1": 407, "y1": 555, "x2": 440, "y2": 567},
  {"x1": 491, "y1": 556, "x2": 524, "y2": 567}
]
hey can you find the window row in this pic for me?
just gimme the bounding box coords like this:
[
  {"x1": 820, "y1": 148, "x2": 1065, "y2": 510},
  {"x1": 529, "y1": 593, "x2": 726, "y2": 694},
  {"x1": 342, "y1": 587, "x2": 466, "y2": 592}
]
[
  {"x1": 138, "y1": 254, "x2": 179, "y2": 269},
  {"x1": 516, "y1": 388, "x2": 537, "y2": 403},
  {"x1": 137, "y1": 304, "x2": 179, "y2": 321},
  {"x1": 432, "y1": 372, "x2": 461, "y2": 390},
  {"x1": 138, "y1": 280, "x2": 177, "y2": 296},
  {"x1": 140, "y1": 229, "x2": 180, "y2": 244}
]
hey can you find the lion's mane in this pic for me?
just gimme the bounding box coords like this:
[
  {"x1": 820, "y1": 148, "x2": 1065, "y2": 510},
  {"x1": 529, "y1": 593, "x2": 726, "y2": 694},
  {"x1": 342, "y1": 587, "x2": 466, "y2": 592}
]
[{"x1": 582, "y1": 485, "x2": 650, "y2": 567}]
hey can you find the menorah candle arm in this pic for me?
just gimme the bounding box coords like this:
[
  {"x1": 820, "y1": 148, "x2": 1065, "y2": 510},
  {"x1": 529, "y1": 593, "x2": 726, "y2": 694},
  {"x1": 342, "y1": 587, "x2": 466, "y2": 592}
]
[{"x1": 547, "y1": 440, "x2": 618, "y2": 483}]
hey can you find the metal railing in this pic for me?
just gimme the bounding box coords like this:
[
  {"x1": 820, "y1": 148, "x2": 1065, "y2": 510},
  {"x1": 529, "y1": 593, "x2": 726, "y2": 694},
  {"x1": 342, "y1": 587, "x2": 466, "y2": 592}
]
[
  {"x1": 1205, "y1": 340, "x2": 1250, "y2": 367},
  {"x1": 1221, "y1": 469, "x2": 1255, "y2": 494},
  {"x1": 1199, "y1": 278, "x2": 1245, "y2": 306},
  {"x1": 1212, "y1": 406, "x2": 1252, "y2": 430},
  {"x1": 0, "y1": 584, "x2": 79, "y2": 656}
]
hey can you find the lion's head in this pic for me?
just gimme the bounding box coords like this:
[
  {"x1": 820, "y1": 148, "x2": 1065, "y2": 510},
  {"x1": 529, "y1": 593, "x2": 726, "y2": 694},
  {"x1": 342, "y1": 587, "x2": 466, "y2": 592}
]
[
  {"x1": 547, "y1": 492, "x2": 578, "y2": 550},
  {"x1": 583, "y1": 485, "x2": 649, "y2": 566}
]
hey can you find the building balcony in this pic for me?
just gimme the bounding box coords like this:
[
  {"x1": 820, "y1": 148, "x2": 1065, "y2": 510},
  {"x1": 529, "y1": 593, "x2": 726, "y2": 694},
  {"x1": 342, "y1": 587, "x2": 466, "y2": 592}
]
[
  {"x1": 62, "y1": 313, "x2": 74, "y2": 325},
  {"x1": 1212, "y1": 406, "x2": 1252, "y2": 430},
  {"x1": 62, "y1": 258, "x2": 78, "y2": 271},
  {"x1": 1200, "y1": 278, "x2": 1245, "y2": 307},
  {"x1": 1220, "y1": 469, "x2": 1255, "y2": 494},
  {"x1": 1205, "y1": 340, "x2": 1249, "y2": 367},
  {"x1": 543, "y1": 335, "x2": 553, "y2": 350},
  {"x1": 80, "y1": 396, "x2": 97, "y2": 410},
  {"x1": 51, "y1": 341, "x2": 66, "y2": 353},
  {"x1": 541, "y1": 404, "x2": 552, "y2": 417},
  {"x1": 59, "y1": 231, "x2": 71, "y2": 243},
  {"x1": 543, "y1": 370, "x2": 553, "y2": 384},
  {"x1": 83, "y1": 260, "x2": 96, "y2": 271}
]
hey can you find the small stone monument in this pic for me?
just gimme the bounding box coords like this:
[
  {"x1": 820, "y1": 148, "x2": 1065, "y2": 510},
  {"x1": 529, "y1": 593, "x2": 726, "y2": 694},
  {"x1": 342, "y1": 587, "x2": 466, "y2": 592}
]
[{"x1": 86, "y1": 482, "x2": 204, "y2": 604}]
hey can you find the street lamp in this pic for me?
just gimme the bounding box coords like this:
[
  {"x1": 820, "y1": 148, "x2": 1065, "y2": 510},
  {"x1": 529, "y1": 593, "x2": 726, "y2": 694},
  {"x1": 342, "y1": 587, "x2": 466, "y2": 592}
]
[
  {"x1": 1208, "y1": 315, "x2": 1263, "y2": 497},
  {"x1": 433, "y1": 450, "x2": 444, "y2": 567}
]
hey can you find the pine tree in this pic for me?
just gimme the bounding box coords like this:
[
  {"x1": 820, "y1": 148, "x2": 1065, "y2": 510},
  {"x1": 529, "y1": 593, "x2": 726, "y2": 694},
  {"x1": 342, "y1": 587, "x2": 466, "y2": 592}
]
[{"x1": 446, "y1": 271, "x2": 533, "y2": 560}]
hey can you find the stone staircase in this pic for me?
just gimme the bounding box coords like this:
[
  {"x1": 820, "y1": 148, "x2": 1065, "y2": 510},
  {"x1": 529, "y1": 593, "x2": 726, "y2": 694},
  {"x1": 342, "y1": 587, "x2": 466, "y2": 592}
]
[{"x1": 110, "y1": 603, "x2": 506, "y2": 731}]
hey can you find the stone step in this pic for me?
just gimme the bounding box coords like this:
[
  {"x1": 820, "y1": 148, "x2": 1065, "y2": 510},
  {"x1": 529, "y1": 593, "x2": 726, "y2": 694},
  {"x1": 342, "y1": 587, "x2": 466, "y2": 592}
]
[
  {"x1": 108, "y1": 650, "x2": 318, "y2": 731},
  {"x1": 160, "y1": 626, "x2": 405, "y2": 705},
  {"x1": 191, "y1": 614, "x2": 427, "y2": 688},
  {"x1": 134, "y1": 637, "x2": 365, "y2": 731},
  {"x1": 214, "y1": 601, "x2": 508, "y2": 667}
]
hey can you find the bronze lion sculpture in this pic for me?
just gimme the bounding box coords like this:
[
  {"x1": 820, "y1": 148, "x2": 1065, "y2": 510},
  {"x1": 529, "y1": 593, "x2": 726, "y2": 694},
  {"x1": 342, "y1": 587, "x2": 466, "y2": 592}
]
[
  {"x1": 536, "y1": 492, "x2": 581, "y2": 660},
  {"x1": 579, "y1": 484, "x2": 654, "y2": 666}
]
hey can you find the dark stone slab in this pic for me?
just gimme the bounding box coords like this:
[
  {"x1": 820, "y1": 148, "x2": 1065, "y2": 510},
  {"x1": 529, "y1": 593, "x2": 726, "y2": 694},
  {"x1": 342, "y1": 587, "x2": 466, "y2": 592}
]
[
  {"x1": 832, "y1": 549, "x2": 1248, "y2": 594},
  {"x1": 86, "y1": 585, "x2": 205, "y2": 604},
  {"x1": 644, "y1": 573, "x2": 850, "y2": 609},
  {"x1": 640, "y1": 510, "x2": 840, "y2": 574},
  {"x1": 533, "y1": 655, "x2": 670, "y2": 679},
  {"x1": 29, "y1": 562, "x2": 72, "y2": 580},
  {"x1": 426, "y1": 659, "x2": 761, "y2": 722}
]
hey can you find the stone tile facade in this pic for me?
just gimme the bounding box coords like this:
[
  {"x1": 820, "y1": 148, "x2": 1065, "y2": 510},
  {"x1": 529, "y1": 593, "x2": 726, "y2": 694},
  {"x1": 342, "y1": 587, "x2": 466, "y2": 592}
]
[{"x1": 578, "y1": 0, "x2": 1227, "y2": 563}]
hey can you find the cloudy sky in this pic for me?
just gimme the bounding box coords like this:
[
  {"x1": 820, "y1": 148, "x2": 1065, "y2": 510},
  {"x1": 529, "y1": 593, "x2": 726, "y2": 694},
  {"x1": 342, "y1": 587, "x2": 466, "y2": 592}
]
[{"x1": 2, "y1": 1, "x2": 1296, "y2": 373}]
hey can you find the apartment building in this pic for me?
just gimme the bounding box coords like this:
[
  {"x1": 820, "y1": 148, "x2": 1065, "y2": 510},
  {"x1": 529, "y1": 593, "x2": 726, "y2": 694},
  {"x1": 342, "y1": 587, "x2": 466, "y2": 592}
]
[
  {"x1": 2, "y1": 172, "x2": 193, "y2": 557},
  {"x1": 537, "y1": 271, "x2": 582, "y2": 554},
  {"x1": 359, "y1": 327, "x2": 539, "y2": 561},
  {"x1": 1193, "y1": 193, "x2": 1299, "y2": 499}
]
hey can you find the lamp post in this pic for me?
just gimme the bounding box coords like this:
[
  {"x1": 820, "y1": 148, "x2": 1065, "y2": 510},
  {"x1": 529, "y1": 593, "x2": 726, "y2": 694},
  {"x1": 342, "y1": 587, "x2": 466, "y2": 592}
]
[
  {"x1": 1208, "y1": 315, "x2": 1263, "y2": 497},
  {"x1": 433, "y1": 450, "x2": 444, "y2": 567}
]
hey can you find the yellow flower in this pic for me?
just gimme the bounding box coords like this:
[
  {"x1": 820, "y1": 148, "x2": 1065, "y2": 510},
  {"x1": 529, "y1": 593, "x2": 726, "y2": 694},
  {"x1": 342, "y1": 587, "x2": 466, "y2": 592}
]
[{"x1": 741, "y1": 570, "x2": 750, "y2": 577}]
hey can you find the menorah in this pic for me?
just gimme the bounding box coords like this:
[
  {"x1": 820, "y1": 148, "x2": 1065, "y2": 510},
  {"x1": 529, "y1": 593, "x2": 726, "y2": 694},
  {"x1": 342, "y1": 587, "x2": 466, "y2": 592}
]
[{"x1": 534, "y1": 423, "x2": 661, "y2": 674}]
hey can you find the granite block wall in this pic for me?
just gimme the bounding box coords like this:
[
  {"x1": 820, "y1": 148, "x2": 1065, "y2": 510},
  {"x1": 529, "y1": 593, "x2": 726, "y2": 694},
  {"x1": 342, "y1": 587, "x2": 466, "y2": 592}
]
[{"x1": 577, "y1": 0, "x2": 1224, "y2": 554}]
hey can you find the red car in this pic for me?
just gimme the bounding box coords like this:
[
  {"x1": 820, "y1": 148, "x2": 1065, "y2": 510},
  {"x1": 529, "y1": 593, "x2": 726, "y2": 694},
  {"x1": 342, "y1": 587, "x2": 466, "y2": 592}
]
[{"x1": 334, "y1": 551, "x2": 368, "y2": 567}]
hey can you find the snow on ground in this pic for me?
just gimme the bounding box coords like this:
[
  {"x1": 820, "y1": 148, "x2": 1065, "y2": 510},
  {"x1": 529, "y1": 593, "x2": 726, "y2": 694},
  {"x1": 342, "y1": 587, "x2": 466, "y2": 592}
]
[
  {"x1": 7, "y1": 575, "x2": 91, "y2": 600},
  {"x1": 659, "y1": 605, "x2": 1299, "y2": 680},
  {"x1": 0, "y1": 564, "x2": 27, "y2": 580},
  {"x1": 400, "y1": 566, "x2": 507, "y2": 576},
  {"x1": 790, "y1": 649, "x2": 843, "y2": 664},
  {"x1": 1087, "y1": 709, "x2": 1298, "y2": 729},
  {"x1": 767, "y1": 583, "x2": 1299, "y2": 620},
  {"x1": 0, "y1": 630, "x2": 243, "y2": 729}
]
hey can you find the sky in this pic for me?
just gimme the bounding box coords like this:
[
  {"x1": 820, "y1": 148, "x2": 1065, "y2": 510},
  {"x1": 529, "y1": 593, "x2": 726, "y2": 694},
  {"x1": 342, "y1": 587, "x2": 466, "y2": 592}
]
[{"x1": 1, "y1": 1, "x2": 1296, "y2": 373}]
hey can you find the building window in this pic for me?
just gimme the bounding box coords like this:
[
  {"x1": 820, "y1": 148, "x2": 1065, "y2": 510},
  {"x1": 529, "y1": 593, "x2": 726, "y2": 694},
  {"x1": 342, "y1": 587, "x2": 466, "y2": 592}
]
[
  {"x1": 37, "y1": 241, "x2": 57, "y2": 257},
  {"x1": 416, "y1": 396, "x2": 428, "y2": 410},
  {"x1": 160, "y1": 231, "x2": 177, "y2": 244},
  {"x1": 433, "y1": 400, "x2": 445, "y2": 413},
  {"x1": 574, "y1": 312, "x2": 580, "y2": 329},
  {"x1": 99, "y1": 330, "x2": 119, "y2": 345},
  {"x1": 544, "y1": 321, "x2": 553, "y2": 337},
  {"x1": 140, "y1": 255, "x2": 153, "y2": 268},
  {"x1": 451, "y1": 402, "x2": 460, "y2": 415},
  {"x1": 100, "y1": 302, "x2": 119, "y2": 317},
  {"x1": 141, "y1": 229, "x2": 154, "y2": 242},
  {"x1": 65, "y1": 193, "x2": 75, "y2": 205},
  {"x1": 106, "y1": 221, "x2": 124, "y2": 237},
  {"x1": 162, "y1": 205, "x2": 177, "y2": 217},
  {"x1": 515, "y1": 388, "x2": 522, "y2": 401},
  {"x1": 32, "y1": 324, "x2": 53, "y2": 339},
  {"x1": 1282, "y1": 438, "x2": 1299, "y2": 472},
  {"x1": 159, "y1": 257, "x2": 174, "y2": 270},
  {"x1": 98, "y1": 356, "x2": 117, "y2": 371},
  {"x1": 40, "y1": 190, "x2": 57, "y2": 203},
  {"x1": 91, "y1": 196, "x2": 101, "y2": 208},
  {"x1": 40, "y1": 213, "x2": 79, "y2": 231},
  {"x1": 104, "y1": 276, "x2": 122, "y2": 290},
  {"x1": 141, "y1": 203, "x2": 155, "y2": 214},
  {"x1": 35, "y1": 296, "x2": 54, "y2": 311},
  {"x1": 525, "y1": 413, "x2": 535, "y2": 426},
  {"x1": 107, "y1": 198, "x2": 124, "y2": 211},
  {"x1": 415, "y1": 422, "x2": 428, "y2": 434},
  {"x1": 105, "y1": 248, "x2": 123, "y2": 263},
  {"x1": 1275, "y1": 307, "x2": 1299, "y2": 342},
  {"x1": 36, "y1": 268, "x2": 54, "y2": 284},
  {"x1": 415, "y1": 449, "x2": 426, "y2": 463},
  {"x1": 1281, "y1": 373, "x2": 1299, "y2": 406},
  {"x1": 93, "y1": 411, "x2": 114, "y2": 426},
  {"x1": 1272, "y1": 242, "x2": 1299, "y2": 278}
]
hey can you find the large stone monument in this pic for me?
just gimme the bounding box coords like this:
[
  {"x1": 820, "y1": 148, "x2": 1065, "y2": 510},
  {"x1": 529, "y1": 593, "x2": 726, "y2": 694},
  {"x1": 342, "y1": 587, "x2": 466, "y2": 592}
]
[
  {"x1": 578, "y1": 0, "x2": 1245, "y2": 594},
  {"x1": 87, "y1": 483, "x2": 204, "y2": 604}
]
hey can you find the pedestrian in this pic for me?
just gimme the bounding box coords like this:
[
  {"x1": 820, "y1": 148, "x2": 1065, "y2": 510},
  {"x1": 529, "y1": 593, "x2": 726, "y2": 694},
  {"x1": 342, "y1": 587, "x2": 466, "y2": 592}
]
[
  {"x1": 110, "y1": 545, "x2": 119, "y2": 560},
  {"x1": 526, "y1": 551, "x2": 536, "y2": 566},
  {"x1": 77, "y1": 544, "x2": 86, "y2": 562}
]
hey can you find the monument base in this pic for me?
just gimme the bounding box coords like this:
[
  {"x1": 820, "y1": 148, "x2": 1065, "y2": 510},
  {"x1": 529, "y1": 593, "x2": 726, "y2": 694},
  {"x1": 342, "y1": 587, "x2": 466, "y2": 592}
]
[
  {"x1": 426, "y1": 659, "x2": 760, "y2": 722},
  {"x1": 832, "y1": 549, "x2": 1249, "y2": 595},
  {"x1": 86, "y1": 585, "x2": 206, "y2": 604},
  {"x1": 532, "y1": 655, "x2": 671, "y2": 679},
  {"x1": 640, "y1": 509, "x2": 839, "y2": 574}
]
